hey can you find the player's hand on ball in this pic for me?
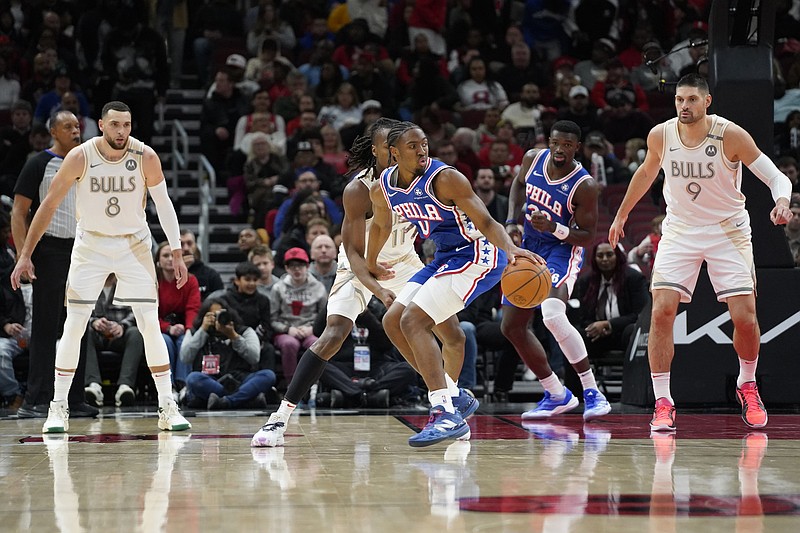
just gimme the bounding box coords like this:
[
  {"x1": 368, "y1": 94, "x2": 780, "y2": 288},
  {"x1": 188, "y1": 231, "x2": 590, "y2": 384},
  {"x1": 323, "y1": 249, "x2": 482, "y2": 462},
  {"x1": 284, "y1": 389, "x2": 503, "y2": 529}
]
[{"x1": 507, "y1": 246, "x2": 545, "y2": 265}]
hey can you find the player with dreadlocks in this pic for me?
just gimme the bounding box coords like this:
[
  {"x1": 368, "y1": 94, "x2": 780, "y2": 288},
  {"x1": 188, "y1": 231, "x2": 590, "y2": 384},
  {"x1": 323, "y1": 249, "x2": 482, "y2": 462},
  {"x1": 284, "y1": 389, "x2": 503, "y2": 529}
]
[{"x1": 252, "y1": 118, "x2": 477, "y2": 447}]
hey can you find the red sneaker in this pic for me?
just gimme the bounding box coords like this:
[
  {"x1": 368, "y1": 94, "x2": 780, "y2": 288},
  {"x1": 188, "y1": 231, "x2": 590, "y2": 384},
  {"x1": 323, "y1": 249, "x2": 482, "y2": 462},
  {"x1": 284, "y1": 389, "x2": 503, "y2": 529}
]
[
  {"x1": 736, "y1": 381, "x2": 768, "y2": 429},
  {"x1": 650, "y1": 397, "x2": 676, "y2": 432}
]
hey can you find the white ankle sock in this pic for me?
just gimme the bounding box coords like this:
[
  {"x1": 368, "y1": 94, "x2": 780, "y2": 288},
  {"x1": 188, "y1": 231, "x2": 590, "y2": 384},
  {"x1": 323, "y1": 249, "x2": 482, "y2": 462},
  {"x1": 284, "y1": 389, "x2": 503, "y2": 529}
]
[
  {"x1": 152, "y1": 370, "x2": 173, "y2": 404},
  {"x1": 737, "y1": 356, "x2": 758, "y2": 388},
  {"x1": 651, "y1": 372, "x2": 673, "y2": 404},
  {"x1": 276, "y1": 399, "x2": 296, "y2": 419},
  {"x1": 540, "y1": 373, "x2": 566, "y2": 400},
  {"x1": 444, "y1": 373, "x2": 460, "y2": 397},
  {"x1": 578, "y1": 369, "x2": 598, "y2": 392},
  {"x1": 53, "y1": 370, "x2": 75, "y2": 402},
  {"x1": 428, "y1": 388, "x2": 455, "y2": 413}
]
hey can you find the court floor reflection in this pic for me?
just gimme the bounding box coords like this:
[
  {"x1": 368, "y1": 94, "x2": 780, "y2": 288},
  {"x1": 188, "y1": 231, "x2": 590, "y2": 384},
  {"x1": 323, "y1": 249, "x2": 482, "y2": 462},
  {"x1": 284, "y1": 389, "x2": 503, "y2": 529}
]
[{"x1": 2, "y1": 413, "x2": 800, "y2": 532}]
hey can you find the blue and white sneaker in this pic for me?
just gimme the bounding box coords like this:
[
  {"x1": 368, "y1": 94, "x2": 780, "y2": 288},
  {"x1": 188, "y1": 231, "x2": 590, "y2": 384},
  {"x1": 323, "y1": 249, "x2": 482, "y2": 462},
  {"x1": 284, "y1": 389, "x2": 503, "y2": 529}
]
[
  {"x1": 582, "y1": 388, "x2": 612, "y2": 421},
  {"x1": 408, "y1": 407, "x2": 471, "y2": 447},
  {"x1": 452, "y1": 388, "x2": 479, "y2": 419},
  {"x1": 521, "y1": 389, "x2": 579, "y2": 419}
]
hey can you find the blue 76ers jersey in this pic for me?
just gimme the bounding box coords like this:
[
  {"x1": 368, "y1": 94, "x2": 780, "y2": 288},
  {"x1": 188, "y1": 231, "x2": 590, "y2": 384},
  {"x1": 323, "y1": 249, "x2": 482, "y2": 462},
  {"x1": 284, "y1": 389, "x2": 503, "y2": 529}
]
[
  {"x1": 522, "y1": 149, "x2": 592, "y2": 245},
  {"x1": 379, "y1": 159, "x2": 483, "y2": 252}
]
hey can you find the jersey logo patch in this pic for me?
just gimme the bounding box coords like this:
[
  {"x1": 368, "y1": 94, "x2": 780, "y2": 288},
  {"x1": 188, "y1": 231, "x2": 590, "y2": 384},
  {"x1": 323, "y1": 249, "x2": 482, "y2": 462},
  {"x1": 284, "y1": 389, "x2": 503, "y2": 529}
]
[
  {"x1": 125, "y1": 159, "x2": 137, "y2": 171},
  {"x1": 705, "y1": 145, "x2": 717, "y2": 157}
]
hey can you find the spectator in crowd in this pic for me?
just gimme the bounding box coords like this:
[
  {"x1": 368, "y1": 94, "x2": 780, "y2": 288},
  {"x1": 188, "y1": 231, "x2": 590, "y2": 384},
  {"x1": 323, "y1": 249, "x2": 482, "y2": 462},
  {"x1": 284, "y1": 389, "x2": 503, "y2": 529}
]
[
  {"x1": 622, "y1": 137, "x2": 647, "y2": 175},
  {"x1": 451, "y1": 127, "x2": 482, "y2": 174},
  {"x1": 274, "y1": 166, "x2": 341, "y2": 239},
  {"x1": 318, "y1": 82, "x2": 362, "y2": 131},
  {"x1": 0, "y1": 124, "x2": 51, "y2": 192},
  {"x1": 571, "y1": 241, "x2": 649, "y2": 362},
  {"x1": 273, "y1": 195, "x2": 323, "y2": 266},
  {"x1": 472, "y1": 167, "x2": 508, "y2": 225},
  {"x1": 497, "y1": 42, "x2": 546, "y2": 102},
  {"x1": 475, "y1": 107, "x2": 501, "y2": 147},
  {"x1": 557, "y1": 85, "x2": 601, "y2": 140},
  {"x1": 200, "y1": 69, "x2": 250, "y2": 173},
  {"x1": 249, "y1": 245, "x2": 280, "y2": 296},
  {"x1": 331, "y1": 19, "x2": 391, "y2": 73},
  {"x1": 784, "y1": 194, "x2": 800, "y2": 266},
  {"x1": 580, "y1": 131, "x2": 630, "y2": 185},
  {"x1": 314, "y1": 297, "x2": 417, "y2": 408},
  {"x1": 348, "y1": 51, "x2": 395, "y2": 115},
  {"x1": 55, "y1": 91, "x2": 98, "y2": 141},
  {"x1": 246, "y1": 1, "x2": 296, "y2": 57},
  {"x1": 180, "y1": 297, "x2": 276, "y2": 410},
  {"x1": 284, "y1": 135, "x2": 342, "y2": 196},
  {"x1": 396, "y1": 32, "x2": 448, "y2": 97},
  {"x1": 83, "y1": 274, "x2": 145, "y2": 408},
  {"x1": 309, "y1": 234, "x2": 337, "y2": 292},
  {"x1": 156, "y1": 241, "x2": 201, "y2": 390},
  {"x1": 305, "y1": 217, "x2": 331, "y2": 245},
  {"x1": 478, "y1": 121, "x2": 524, "y2": 168},
  {"x1": 0, "y1": 55, "x2": 19, "y2": 112},
  {"x1": 0, "y1": 100, "x2": 32, "y2": 192},
  {"x1": 456, "y1": 56, "x2": 509, "y2": 112},
  {"x1": 340, "y1": 98, "x2": 384, "y2": 150},
  {"x1": 627, "y1": 215, "x2": 664, "y2": 277},
  {"x1": 403, "y1": 55, "x2": 459, "y2": 119},
  {"x1": 590, "y1": 59, "x2": 649, "y2": 112},
  {"x1": 319, "y1": 124, "x2": 348, "y2": 175},
  {"x1": 549, "y1": 70, "x2": 582, "y2": 109},
  {"x1": 233, "y1": 89, "x2": 287, "y2": 156},
  {"x1": 315, "y1": 59, "x2": 348, "y2": 105},
  {"x1": 20, "y1": 52, "x2": 54, "y2": 108},
  {"x1": 574, "y1": 38, "x2": 616, "y2": 91},
  {"x1": 272, "y1": 71, "x2": 310, "y2": 124},
  {"x1": 270, "y1": 247, "x2": 327, "y2": 383},
  {"x1": 206, "y1": 262, "x2": 275, "y2": 375},
  {"x1": 300, "y1": 40, "x2": 347, "y2": 92},
  {"x1": 501, "y1": 83, "x2": 544, "y2": 132},
  {"x1": 180, "y1": 230, "x2": 224, "y2": 302},
  {"x1": 241, "y1": 132, "x2": 288, "y2": 228},
  {"x1": 285, "y1": 95, "x2": 318, "y2": 137},
  {"x1": 295, "y1": 16, "x2": 336, "y2": 64},
  {"x1": 778, "y1": 156, "x2": 799, "y2": 192},
  {"x1": 33, "y1": 64, "x2": 90, "y2": 125},
  {"x1": 417, "y1": 106, "x2": 456, "y2": 148},
  {"x1": 599, "y1": 90, "x2": 654, "y2": 145},
  {"x1": 434, "y1": 140, "x2": 473, "y2": 182},
  {"x1": 238, "y1": 228, "x2": 268, "y2": 260},
  {"x1": 0, "y1": 210, "x2": 27, "y2": 412}
]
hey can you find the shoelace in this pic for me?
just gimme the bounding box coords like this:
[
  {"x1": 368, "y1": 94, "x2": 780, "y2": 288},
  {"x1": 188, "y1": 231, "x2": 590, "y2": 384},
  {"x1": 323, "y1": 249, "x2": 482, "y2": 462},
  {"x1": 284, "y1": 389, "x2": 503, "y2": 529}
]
[
  {"x1": 740, "y1": 388, "x2": 761, "y2": 409},
  {"x1": 655, "y1": 404, "x2": 674, "y2": 421},
  {"x1": 261, "y1": 422, "x2": 285, "y2": 431}
]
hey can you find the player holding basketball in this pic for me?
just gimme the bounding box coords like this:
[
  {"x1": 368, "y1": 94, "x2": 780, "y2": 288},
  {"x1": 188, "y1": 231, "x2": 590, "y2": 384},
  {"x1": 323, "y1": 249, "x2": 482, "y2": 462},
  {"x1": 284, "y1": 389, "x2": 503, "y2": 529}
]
[
  {"x1": 368, "y1": 121, "x2": 542, "y2": 447},
  {"x1": 11, "y1": 101, "x2": 191, "y2": 433},
  {"x1": 251, "y1": 119, "x2": 476, "y2": 448},
  {"x1": 504, "y1": 120, "x2": 611, "y2": 421},
  {"x1": 609, "y1": 74, "x2": 793, "y2": 431}
]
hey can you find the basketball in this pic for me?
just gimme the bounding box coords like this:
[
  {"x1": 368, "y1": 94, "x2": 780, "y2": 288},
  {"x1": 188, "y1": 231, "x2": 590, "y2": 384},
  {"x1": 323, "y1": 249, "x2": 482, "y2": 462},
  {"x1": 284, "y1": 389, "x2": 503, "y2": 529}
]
[{"x1": 501, "y1": 257, "x2": 551, "y2": 308}]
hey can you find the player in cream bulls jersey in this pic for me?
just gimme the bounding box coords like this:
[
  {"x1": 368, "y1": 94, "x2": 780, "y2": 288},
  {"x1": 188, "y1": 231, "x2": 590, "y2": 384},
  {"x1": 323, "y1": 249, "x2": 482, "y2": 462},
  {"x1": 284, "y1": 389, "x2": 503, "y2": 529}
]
[
  {"x1": 11, "y1": 101, "x2": 191, "y2": 433},
  {"x1": 609, "y1": 75, "x2": 794, "y2": 432},
  {"x1": 252, "y1": 118, "x2": 475, "y2": 448}
]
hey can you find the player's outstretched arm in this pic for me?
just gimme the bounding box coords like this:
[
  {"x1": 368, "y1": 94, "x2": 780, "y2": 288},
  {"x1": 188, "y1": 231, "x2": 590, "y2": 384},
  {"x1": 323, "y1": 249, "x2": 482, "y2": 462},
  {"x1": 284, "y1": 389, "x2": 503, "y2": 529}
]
[
  {"x1": 609, "y1": 125, "x2": 665, "y2": 247},
  {"x1": 437, "y1": 168, "x2": 544, "y2": 265},
  {"x1": 342, "y1": 179, "x2": 393, "y2": 300},
  {"x1": 10, "y1": 148, "x2": 84, "y2": 289},
  {"x1": 143, "y1": 146, "x2": 187, "y2": 288},
  {"x1": 724, "y1": 123, "x2": 794, "y2": 225},
  {"x1": 365, "y1": 180, "x2": 395, "y2": 278}
]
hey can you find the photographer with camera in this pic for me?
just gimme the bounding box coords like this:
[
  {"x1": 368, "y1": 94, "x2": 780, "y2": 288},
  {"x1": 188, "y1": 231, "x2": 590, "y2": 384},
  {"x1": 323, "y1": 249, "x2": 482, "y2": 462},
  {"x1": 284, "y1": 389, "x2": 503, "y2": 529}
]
[{"x1": 180, "y1": 297, "x2": 276, "y2": 410}]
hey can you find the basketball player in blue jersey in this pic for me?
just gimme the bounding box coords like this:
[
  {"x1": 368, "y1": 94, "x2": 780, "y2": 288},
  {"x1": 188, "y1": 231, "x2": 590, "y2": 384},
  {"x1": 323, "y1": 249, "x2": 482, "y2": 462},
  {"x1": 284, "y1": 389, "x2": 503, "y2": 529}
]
[
  {"x1": 503, "y1": 120, "x2": 612, "y2": 422},
  {"x1": 251, "y1": 119, "x2": 475, "y2": 448},
  {"x1": 609, "y1": 74, "x2": 793, "y2": 432},
  {"x1": 368, "y1": 121, "x2": 543, "y2": 447}
]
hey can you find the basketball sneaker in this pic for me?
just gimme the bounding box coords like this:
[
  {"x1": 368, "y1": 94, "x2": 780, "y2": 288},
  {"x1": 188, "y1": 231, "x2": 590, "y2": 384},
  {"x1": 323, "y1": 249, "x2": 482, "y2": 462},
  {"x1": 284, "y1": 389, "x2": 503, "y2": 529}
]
[
  {"x1": 408, "y1": 407, "x2": 470, "y2": 447},
  {"x1": 650, "y1": 397, "x2": 676, "y2": 432},
  {"x1": 736, "y1": 381, "x2": 768, "y2": 428},
  {"x1": 452, "y1": 388, "x2": 479, "y2": 419},
  {"x1": 521, "y1": 389, "x2": 579, "y2": 419},
  {"x1": 158, "y1": 398, "x2": 191, "y2": 431},
  {"x1": 251, "y1": 412, "x2": 287, "y2": 447},
  {"x1": 42, "y1": 400, "x2": 69, "y2": 433},
  {"x1": 582, "y1": 388, "x2": 612, "y2": 420}
]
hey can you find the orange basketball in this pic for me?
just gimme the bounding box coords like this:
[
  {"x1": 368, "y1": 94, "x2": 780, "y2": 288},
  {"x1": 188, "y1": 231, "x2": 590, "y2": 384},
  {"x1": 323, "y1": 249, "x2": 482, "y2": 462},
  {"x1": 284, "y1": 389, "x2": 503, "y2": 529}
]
[{"x1": 501, "y1": 257, "x2": 551, "y2": 309}]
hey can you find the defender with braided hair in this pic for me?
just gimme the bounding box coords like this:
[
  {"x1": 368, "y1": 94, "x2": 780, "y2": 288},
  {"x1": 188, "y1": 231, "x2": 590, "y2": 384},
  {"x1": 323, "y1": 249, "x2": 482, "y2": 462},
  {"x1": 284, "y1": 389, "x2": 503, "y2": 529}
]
[{"x1": 252, "y1": 118, "x2": 474, "y2": 447}]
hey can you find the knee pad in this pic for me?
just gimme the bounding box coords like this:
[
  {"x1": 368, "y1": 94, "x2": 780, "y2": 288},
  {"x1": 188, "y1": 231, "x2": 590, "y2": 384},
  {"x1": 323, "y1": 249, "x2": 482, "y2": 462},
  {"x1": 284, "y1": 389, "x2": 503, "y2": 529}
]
[{"x1": 541, "y1": 298, "x2": 569, "y2": 339}]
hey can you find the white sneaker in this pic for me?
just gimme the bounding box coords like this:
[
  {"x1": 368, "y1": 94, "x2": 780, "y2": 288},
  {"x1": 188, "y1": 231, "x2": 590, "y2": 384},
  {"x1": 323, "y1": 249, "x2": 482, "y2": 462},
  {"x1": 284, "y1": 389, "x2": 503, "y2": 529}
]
[
  {"x1": 43, "y1": 400, "x2": 70, "y2": 433},
  {"x1": 251, "y1": 412, "x2": 287, "y2": 447},
  {"x1": 84, "y1": 382, "x2": 104, "y2": 407},
  {"x1": 115, "y1": 384, "x2": 135, "y2": 407},
  {"x1": 158, "y1": 398, "x2": 191, "y2": 431}
]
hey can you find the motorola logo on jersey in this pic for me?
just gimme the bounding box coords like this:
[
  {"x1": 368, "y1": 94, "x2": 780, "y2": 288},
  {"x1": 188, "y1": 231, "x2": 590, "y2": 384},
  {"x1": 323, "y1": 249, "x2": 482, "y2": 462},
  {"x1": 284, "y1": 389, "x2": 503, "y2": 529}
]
[
  {"x1": 670, "y1": 161, "x2": 715, "y2": 179},
  {"x1": 125, "y1": 159, "x2": 137, "y2": 171},
  {"x1": 89, "y1": 175, "x2": 137, "y2": 193},
  {"x1": 705, "y1": 145, "x2": 717, "y2": 157},
  {"x1": 525, "y1": 183, "x2": 563, "y2": 217}
]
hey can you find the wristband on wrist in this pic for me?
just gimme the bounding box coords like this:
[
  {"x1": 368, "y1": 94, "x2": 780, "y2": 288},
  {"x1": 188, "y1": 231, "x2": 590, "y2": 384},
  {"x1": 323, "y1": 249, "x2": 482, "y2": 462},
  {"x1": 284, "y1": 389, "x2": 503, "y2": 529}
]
[
  {"x1": 505, "y1": 219, "x2": 517, "y2": 225},
  {"x1": 553, "y1": 222, "x2": 570, "y2": 240}
]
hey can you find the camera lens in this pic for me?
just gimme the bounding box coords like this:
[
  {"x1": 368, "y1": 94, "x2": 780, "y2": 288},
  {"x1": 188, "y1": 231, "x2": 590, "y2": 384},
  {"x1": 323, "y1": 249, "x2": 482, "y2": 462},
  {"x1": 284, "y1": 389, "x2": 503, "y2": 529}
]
[{"x1": 217, "y1": 310, "x2": 232, "y2": 326}]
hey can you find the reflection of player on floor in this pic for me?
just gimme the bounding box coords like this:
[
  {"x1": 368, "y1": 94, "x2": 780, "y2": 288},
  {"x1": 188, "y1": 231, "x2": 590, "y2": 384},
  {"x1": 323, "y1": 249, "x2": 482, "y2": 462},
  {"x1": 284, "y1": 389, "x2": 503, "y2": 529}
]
[
  {"x1": 368, "y1": 122, "x2": 542, "y2": 447},
  {"x1": 504, "y1": 120, "x2": 611, "y2": 421},
  {"x1": 609, "y1": 75, "x2": 794, "y2": 432},
  {"x1": 11, "y1": 101, "x2": 191, "y2": 433},
  {"x1": 251, "y1": 118, "x2": 475, "y2": 448}
]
